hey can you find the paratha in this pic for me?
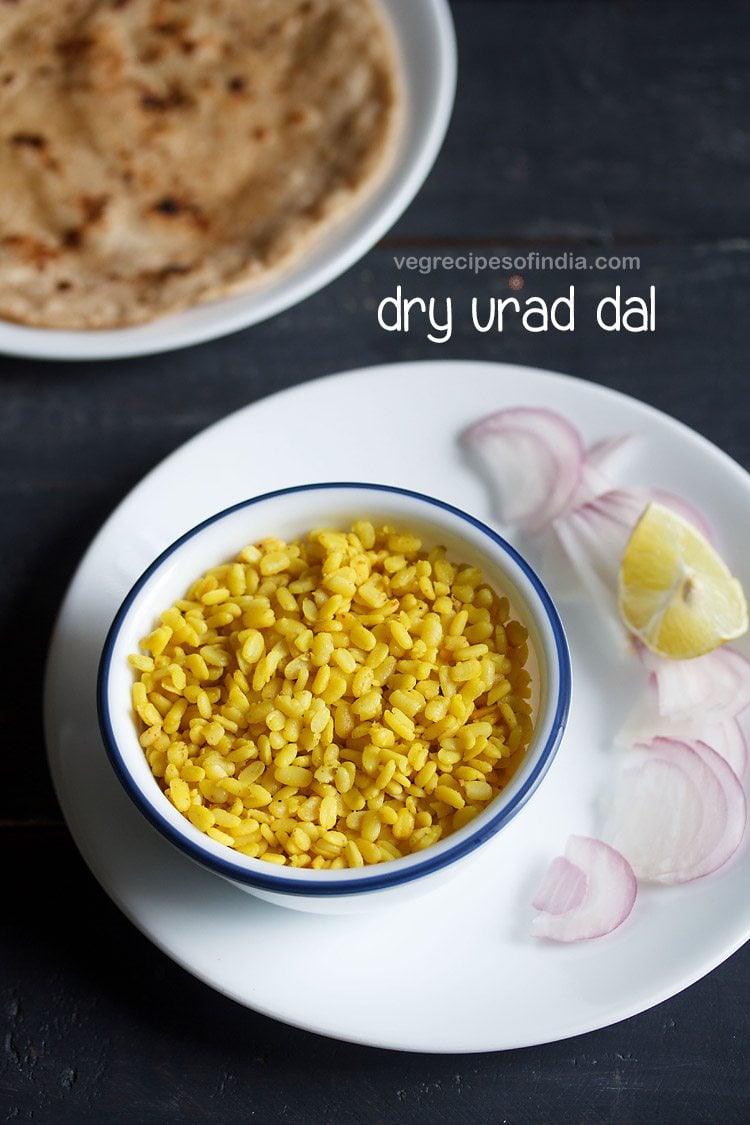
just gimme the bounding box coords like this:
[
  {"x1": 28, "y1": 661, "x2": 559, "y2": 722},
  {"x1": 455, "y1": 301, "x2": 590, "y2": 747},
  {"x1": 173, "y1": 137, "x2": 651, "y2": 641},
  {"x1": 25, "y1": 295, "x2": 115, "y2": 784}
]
[{"x1": 0, "y1": 0, "x2": 401, "y2": 329}]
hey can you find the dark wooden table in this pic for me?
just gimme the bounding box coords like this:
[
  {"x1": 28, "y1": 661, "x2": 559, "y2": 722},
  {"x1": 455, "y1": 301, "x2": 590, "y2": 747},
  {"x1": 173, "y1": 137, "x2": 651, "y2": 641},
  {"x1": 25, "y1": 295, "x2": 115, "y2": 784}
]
[{"x1": 2, "y1": 2, "x2": 749, "y2": 1121}]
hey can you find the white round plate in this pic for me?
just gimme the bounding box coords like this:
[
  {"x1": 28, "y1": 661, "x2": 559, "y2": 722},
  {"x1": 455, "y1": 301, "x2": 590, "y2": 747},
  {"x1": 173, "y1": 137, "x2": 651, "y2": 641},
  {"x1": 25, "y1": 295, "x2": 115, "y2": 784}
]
[
  {"x1": 45, "y1": 361, "x2": 750, "y2": 1052},
  {"x1": 0, "y1": 1, "x2": 455, "y2": 362}
]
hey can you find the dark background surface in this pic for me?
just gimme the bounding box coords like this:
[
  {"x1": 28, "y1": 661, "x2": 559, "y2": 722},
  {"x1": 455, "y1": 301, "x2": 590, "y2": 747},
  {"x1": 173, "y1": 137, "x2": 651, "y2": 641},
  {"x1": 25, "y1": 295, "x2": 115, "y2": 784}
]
[{"x1": 2, "y1": 2, "x2": 749, "y2": 1121}]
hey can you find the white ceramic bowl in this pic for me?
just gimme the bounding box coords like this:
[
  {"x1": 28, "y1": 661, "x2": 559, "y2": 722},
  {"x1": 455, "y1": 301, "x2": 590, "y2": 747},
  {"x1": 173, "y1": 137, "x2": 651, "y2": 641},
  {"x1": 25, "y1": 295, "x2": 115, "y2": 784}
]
[
  {"x1": 0, "y1": 1, "x2": 455, "y2": 361},
  {"x1": 98, "y1": 483, "x2": 571, "y2": 913}
]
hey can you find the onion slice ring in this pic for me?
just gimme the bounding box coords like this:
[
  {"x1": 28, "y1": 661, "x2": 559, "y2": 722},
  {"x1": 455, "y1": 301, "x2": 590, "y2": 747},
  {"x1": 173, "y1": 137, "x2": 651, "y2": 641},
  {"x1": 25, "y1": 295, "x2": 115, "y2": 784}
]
[
  {"x1": 640, "y1": 645, "x2": 750, "y2": 721},
  {"x1": 604, "y1": 737, "x2": 746, "y2": 883},
  {"x1": 464, "y1": 407, "x2": 584, "y2": 532},
  {"x1": 531, "y1": 835, "x2": 637, "y2": 942},
  {"x1": 617, "y1": 678, "x2": 748, "y2": 778}
]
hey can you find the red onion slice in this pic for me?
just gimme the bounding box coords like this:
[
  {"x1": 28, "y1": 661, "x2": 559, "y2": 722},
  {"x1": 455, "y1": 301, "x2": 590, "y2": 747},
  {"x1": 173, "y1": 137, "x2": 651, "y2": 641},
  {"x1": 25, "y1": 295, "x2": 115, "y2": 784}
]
[
  {"x1": 604, "y1": 737, "x2": 746, "y2": 883},
  {"x1": 708, "y1": 716, "x2": 749, "y2": 778},
  {"x1": 464, "y1": 407, "x2": 584, "y2": 532},
  {"x1": 650, "y1": 488, "x2": 715, "y2": 544},
  {"x1": 617, "y1": 679, "x2": 748, "y2": 777},
  {"x1": 552, "y1": 488, "x2": 646, "y2": 638},
  {"x1": 642, "y1": 646, "x2": 750, "y2": 720},
  {"x1": 571, "y1": 434, "x2": 639, "y2": 508},
  {"x1": 531, "y1": 855, "x2": 587, "y2": 915},
  {"x1": 531, "y1": 835, "x2": 637, "y2": 942},
  {"x1": 539, "y1": 524, "x2": 585, "y2": 599},
  {"x1": 554, "y1": 488, "x2": 645, "y2": 580},
  {"x1": 689, "y1": 740, "x2": 747, "y2": 873},
  {"x1": 586, "y1": 433, "x2": 639, "y2": 475}
]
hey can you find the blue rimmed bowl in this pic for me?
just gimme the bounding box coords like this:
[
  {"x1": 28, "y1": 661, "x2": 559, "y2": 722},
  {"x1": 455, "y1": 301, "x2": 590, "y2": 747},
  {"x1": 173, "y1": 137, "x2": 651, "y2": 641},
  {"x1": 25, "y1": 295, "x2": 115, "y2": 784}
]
[{"x1": 98, "y1": 483, "x2": 571, "y2": 913}]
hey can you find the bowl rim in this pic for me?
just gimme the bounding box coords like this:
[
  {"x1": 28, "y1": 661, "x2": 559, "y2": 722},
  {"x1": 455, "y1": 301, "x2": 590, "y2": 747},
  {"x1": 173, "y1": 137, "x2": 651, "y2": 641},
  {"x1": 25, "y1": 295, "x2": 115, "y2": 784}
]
[
  {"x1": 98, "y1": 482, "x2": 571, "y2": 895},
  {"x1": 0, "y1": 0, "x2": 456, "y2": 361}
]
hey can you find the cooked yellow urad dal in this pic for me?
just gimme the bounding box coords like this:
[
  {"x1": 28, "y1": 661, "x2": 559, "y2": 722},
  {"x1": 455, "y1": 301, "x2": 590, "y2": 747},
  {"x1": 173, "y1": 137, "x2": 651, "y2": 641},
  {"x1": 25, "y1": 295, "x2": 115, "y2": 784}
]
[
  {"x1": 0, "y1": 0, "x2": 400, "y2": 329},
  {"x1": 129, "y1": 523, "x2": 534, "y2": 868}
]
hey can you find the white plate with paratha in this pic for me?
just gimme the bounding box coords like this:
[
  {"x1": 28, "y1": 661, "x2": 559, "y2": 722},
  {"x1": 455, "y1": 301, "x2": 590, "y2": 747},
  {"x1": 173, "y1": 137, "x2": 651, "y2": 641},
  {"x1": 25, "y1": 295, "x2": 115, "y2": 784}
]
[{"x1": 0, "y1": 0, "x2": 455, "y2": 360}]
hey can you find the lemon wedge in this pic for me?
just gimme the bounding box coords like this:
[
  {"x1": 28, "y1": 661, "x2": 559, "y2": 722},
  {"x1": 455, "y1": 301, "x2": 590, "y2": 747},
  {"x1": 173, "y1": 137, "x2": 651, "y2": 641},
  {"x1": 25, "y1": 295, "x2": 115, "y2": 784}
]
[{"x1": 618, "y1": 502, "x2": 748, "y2": 659}]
